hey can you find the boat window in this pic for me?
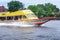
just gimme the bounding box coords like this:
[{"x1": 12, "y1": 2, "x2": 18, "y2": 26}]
[
  {"x1": 22, "y1": 15, "x2": 27, "y2": 19},
  {"x1": 19, "y1": 15, "x2": 22, "y2": 19},
  {"x1": 19, "y1": 15, "x2": 27, "y2": 19},
  {"x1": 27, "y1": 14, "x2": 36, "y2": 18},
  {"x1": 7, "y1": 16, "x2": 13, "y2": 20},
  {"x1": 14, "y1": 16, "x2": 18, "y2": 20},
  {"x1": 0, "y1": 17, "x2": 6, "y2": 21}
]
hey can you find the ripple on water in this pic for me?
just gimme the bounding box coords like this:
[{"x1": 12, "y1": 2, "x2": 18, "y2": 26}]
[{"x1": 0, "y1": 25, "x2": 60, "y2": 40}]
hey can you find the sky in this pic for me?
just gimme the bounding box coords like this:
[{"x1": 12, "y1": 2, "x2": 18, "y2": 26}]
[{"x1": 0, "y1": 0, "x2": 60, "y2": 9}]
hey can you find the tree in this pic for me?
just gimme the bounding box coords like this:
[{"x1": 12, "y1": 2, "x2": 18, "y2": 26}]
[
  {"x1": 28, "y1": 3, "x2": 60, "y2": 18},
  {"x1": 28, "y1": 5, "x2": 45, "y2": 18},
  {"x1": 44, "y1": 3, "x2": 59, "y2": 17},
  {"x1": 56, "y1": 14, "x2": 60, "y2": 17},
  {"x1": 8, "y1": 1, "x2": 24, "y2": 12},
  {"x1": 37, "y1": 4, "x2": 46, "y2": 17},
  {"x1": 28, "y1": 5, "x2": 37, "y2": 13}
]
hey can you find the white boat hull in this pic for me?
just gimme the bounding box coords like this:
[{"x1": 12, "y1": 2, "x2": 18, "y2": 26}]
[{"x1": 0, "y1": 22, "x2": 35, "y2": 27}]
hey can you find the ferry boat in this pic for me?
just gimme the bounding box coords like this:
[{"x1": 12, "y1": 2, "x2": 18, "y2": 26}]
[{"x1": 0, "y1": 10, "x2": 38, "y2": 27}]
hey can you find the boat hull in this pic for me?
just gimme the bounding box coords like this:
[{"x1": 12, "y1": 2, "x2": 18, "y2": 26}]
[{"x1": 0, "y1": 22, "x2": 35, "y2": 27}]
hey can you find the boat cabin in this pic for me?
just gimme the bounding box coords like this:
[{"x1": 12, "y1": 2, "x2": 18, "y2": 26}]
[{"x1": 0, "y1": 10, "x2": 38, "y2": 21}]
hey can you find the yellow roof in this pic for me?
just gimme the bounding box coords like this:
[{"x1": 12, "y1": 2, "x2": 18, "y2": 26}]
[{"x1": 0, "y1": 10, "x2": 33, "y2": 17}]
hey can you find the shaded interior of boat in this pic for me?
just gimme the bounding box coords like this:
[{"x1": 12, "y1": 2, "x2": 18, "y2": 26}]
[{"x1": 0, "y1": 15, "x2": 27, "y2": 21}]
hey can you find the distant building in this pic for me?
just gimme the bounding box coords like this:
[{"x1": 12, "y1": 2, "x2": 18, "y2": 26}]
[{"x1": 0, "y1": 6, "x2": 8, "y2": 12}]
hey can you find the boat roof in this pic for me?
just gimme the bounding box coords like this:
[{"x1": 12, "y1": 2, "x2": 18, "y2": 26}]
[{"x1": 0, "y1": 10, "x2": 33, "y2": 17}]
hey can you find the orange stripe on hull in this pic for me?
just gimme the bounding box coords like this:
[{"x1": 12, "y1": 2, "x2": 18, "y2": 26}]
[{"x1": 35, "y1": 22, "x2": 45, "y2": 25}]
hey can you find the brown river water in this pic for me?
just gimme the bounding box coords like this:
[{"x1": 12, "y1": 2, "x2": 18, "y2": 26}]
[{"x1": 0, "y1": 20, "x2": 60, "y2": 40}]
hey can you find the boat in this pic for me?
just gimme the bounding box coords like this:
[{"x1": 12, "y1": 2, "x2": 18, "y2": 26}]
[{"x1": 0, "y1": 10, "x2": 38, "y2": 27}]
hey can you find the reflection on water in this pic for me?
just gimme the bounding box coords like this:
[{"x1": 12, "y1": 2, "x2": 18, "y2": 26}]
[{"x1": 0, "y1": 26, "x2": 60, "y2": 40}]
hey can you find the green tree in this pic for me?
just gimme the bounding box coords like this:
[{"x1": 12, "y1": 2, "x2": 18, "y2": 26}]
[
  {"x1": 56, "y1": 14, "x2": 60, "y2": 17},
  {"x1": 8, "y1": 1, "x2": 24, "y2": 12},
  {"x1": 28, "y1": 3, "x2": 60, "y2": 18},
  {"x1": 28, "y1": 5, "x2": 45, "y2": 18},
  {"x1": 28, "y1": 5, "x2": 37, "y2": 14},
  {"x1": 44, "y1": 3, "x2": 59, "y2": 17},
  {"x1": 37, "y1": 4, "x2": 46, "y2": 17}
]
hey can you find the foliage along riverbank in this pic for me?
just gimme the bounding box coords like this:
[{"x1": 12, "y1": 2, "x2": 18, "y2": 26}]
[{"x1": 6, "y1": 1, "x2": 60, "y2": 18}]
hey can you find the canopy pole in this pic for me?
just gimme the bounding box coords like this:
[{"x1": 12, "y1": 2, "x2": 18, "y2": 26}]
[
  {"x1": 6, "y1": 16, "x2": 7, "y2": 21},
  {"x1": 18, "y1": 16, "x2": 20, "y2": 21},
  {"x1": 13, "y1": 16, "x2": 15, "y2": 22}
]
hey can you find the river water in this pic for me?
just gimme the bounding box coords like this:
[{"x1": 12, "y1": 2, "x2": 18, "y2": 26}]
[{"x1": 0, "y1": 20, "x2": 60, "y2": 40}]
